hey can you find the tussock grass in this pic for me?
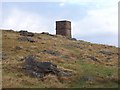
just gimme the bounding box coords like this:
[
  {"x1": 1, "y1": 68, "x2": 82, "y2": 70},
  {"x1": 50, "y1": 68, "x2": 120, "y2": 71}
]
[{"x1": 2, "y1": 30, "x2": 119, "y2": 88}]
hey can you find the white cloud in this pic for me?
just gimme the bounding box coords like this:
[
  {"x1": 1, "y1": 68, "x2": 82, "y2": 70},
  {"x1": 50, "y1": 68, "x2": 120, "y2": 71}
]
[
  {"x1": 2, "y1": 8, "x2": 53, "y2": 33},
  {"x1": 72, "y1": 5, "x2": 118, "y2": 46},
  {"x1": 60, "y1": 0, "x2": 119, "y2": 6},
  {"x1": 59, "y1": 2, "x2": 65, "y2": 7},
  {"x1": 72, "y1": 6, "x2": 118, "y2": 36}
]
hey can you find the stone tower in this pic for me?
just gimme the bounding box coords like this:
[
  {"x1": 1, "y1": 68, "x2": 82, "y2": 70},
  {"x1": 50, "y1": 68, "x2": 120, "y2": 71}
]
[{"x1": 56, "y1": 20, "x2": 71, "y2": 38}]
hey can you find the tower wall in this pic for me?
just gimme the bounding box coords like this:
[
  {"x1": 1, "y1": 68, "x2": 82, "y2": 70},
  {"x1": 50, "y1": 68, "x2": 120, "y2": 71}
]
[{"x1": 56, "y1": 20, "x2": 71, "y2": 38}]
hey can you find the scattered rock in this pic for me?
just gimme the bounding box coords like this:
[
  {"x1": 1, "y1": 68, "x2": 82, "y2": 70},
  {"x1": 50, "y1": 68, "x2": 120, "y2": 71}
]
[
  {"x1": 37, "y1": 37, "x2": 42, "y2": 39},
  {"x1": 68, "y1": 38, "x2": 77, "y2": 41},
  {"x1": 15, "y1": 46, "x2": 23, "y2": 50},
  {"x1": 30, "y1": 46, "x2": 37, "y2": 49},
  {"x1": 5, "y1": 29, "x2": 14, "y2": 32},
  {"x1": 0, "y1": 52, "x2": 1, "y2": 60},
  {"x1": 19, "y1": 30, "x2": 34, "y2": 37},
  {"x1": 116, "y1": 53, "x2": 119, "y2": 55},
  {"x1": 2, "y1": 52, "x2": 8, "y2": 60},
  {"x1": 41, "y1": 32, "x2": 55, "y2": 37},
  {"x1": 18, "y1": 56, "x2": 25, "y2": 61},
  {"x1": 99, "y1": 50, "x2": 114, "y2": 55},
  {"x1": 41, "y1": 32, "x2": 49, "y2": 35},
  {"x1": 18, "y1": 36, "x2": 36, "y2": 43},
  {"x1": 87, "y1": 56, "x2": 100, "y2": 63},
  {"x1": 80, "y1": 76, "x2": 94, "y2": 82},
  {"x1": 41, "y1": 50, "x2": 60, "y2": 56},
  {"x1": 57, "y1": 70, "x2": 72, "y2": 77},
  {"x1": 49, "y1": 34, "x2": 55, "y2": 37},
  {"x1": 106, "y1": 57, "x2": 111, "y2": 60},
  {"x1": 22, "y1": 55, "x2": 72, "y2": 78},
  {"x1": 66, "y1": 44, "x2": 81, "y2": 48}
]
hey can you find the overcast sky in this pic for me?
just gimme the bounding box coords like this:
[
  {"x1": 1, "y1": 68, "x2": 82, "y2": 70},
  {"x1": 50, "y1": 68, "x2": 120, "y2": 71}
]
[{"x1": 1, "y1": 0, "x2": 119, "y2": 47}]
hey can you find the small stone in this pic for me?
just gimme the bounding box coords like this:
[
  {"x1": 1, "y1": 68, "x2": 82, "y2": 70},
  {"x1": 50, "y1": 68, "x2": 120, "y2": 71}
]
[{"x1": 15, "y1": 46, "x2": 23, "y2": 50}]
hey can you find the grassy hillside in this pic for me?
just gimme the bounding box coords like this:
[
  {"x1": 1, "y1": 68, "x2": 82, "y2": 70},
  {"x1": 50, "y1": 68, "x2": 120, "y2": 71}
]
[{"x1": 2, "y1": 30, "x2": 119, "y2": 88}]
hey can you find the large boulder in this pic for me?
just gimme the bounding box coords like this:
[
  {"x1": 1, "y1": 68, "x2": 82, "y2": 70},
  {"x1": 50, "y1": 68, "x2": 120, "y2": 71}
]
[{"x1": 22, "y1": 55, "x2": 72, "y2": 78}]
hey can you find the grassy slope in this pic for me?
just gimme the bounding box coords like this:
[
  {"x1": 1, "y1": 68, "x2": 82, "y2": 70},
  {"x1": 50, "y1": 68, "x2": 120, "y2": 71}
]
[{"x1": 2, "y1": 30, "x2": 119, "y2": 88}]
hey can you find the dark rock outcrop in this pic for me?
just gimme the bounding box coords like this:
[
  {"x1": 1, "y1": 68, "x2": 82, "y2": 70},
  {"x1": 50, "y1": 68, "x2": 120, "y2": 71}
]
[
  {"x1": 22, "y1": 55, "x2": 72, "y2": 78},
  {"x1": 19, "y1": 30, "x2": 34, "y2": 37}
]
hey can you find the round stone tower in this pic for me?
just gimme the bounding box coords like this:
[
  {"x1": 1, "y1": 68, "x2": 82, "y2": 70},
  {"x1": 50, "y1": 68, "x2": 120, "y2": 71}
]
[{"x1": 56, "y1": 20, "x2": 71, "y2": 38}]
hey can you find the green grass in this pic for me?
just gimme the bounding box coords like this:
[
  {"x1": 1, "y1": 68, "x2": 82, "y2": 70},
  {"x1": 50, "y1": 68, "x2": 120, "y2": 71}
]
[{"x1": 70, "y1": 60, "x2": 118, "y2": 88}]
